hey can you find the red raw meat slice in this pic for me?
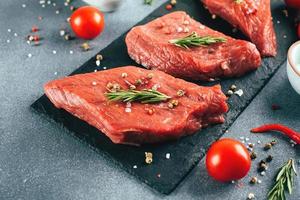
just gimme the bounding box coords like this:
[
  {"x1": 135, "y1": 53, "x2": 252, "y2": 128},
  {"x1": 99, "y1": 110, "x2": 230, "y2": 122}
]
[
  {"x1": 125, "y1": 11, "x2": 261, "y2": 81},
  {"x1": 202, "y1": 0, "x2": 277, "y2": 57},
  {"x1": 44, "y1": 66, "x2": 228, "y2": 145}
]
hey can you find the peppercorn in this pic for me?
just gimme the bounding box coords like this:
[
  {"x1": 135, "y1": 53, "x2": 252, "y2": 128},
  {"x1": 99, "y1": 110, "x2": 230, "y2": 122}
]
[
  {"x1": 145, "y1": 152, "x2": 153, "y2": 164},
  {"x1": 227, "y1": 90, "x2": 234, "y2": 96},
  {"x1": 64, "y1": 34, "x2": 70, "y2": 40},
  {"x1": 270, "y1": 140, "x2": 277, "y2": 146},
  {"x1": 121, "y1": 72, "x2": 128, "y2": 78},
  {"x1": 177, "y1": 90, "x2": 185, "y2": 97},
  {"x1": 248, "y1": 143, "x2": 254, "y2": 148},
  {"x1": 266, "y1": 155, "x2": 273, "y2": 162},
  {"x1": 147, "y1": 73, "x2": 154, "y2": 79},
  {"x1": 170, "y1": 0, "x2": 177, "y2": 6},
  {"x1": 135, "y1": 79, "x2": 143, "y2": 85},
  {"x1": 96, "y1": 54, "x2": 103, "y2": 61},
  {"x1": 258, "y1": 162, "x2": 268, "y2": 172},
  {"x1": 230, "y1": 84, "x2": 237, "y2": 91},
  {"x1": 166, "y1": 4, "x2": 172, "y2": 10},
  {"x1": 271, "y1": 104, "x2": 281, "y2": 110},
  {"x1": 250, "y1": 177, "x2": 258, "y2": 184},
  {"x1": 31, "y1": 26, "x2": 39, "y2": 32},
  {"x1": 250, "y1": 152, "x2": 257, "y2": 160},
  {"x1": 81, "y1": 42, "x2": 90, "y2": 51},
  {"x1": 32, "y1": 35, "x2": 40, "y2": 41},
  {"x1": 264, "y1": 143, "x2": 272, "y2": 150}
]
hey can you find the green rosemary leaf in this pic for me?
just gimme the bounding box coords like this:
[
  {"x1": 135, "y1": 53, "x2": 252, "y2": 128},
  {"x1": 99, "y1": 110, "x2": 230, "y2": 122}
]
[
  {"x1": 169, "y1": 32, "x2": 226, "y2": 49},
  {"x1": 267, "y1": 159, "x2": 297, "y2": 200},
  {"x1": 105, "y1": 89, "x2": 171, "y2": 104}
]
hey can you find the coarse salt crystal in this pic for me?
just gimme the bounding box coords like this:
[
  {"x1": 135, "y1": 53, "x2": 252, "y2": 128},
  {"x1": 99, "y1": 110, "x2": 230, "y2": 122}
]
[
  {"x1": 199, "y1": 25, "x2": 205, "y2": 30},
  {"x1": 94, "y1": 69, "x2": 97, "y2": 72},
  {"x1": 92, "y1": 81, "x2": 97, "y2": 86},
  {"x1": 22, "y1": 4, "x2": 26, "y2": 8},
  {"x1": 257, "y1": 180, "x2": 262, "y2": 184},
  {"x1": 52, "y1": 3, "x2": 56, "y2": 6},
  {"x1": 260, "y1": 171, "x2": 266, "y2": 176},
  {"x1": 234, "y1": 89, "x2": 244, "y2": 97},
  {"x1": 245, "y1": 137, "x2": 249, "y2": 141},
  {"x1": 166, "y1": 153, "x2": 170, "y2": 159},
  {"x1": 247, "y1": 193, "x2": 255, "y2": 199},
  {"x1": 125, "y1": 107, "x2": 132, "y2": 113},
  {"x1": 7, "y1": 29, "x2": 11, "y2": 32},
  {"x1": 240, "y1": 136, "x2": 245, "y2": 140},
  {"x1": 183, "y1": 27, "x2": 189, "y2": 33},
  {"x1": 103, "y1": 66, "x2": 107, "y2": 70},
  {"x1": 52, "y1": 50, "x2": 57, "y2": 54},
  {"x1": 69, "y1": 50, "x2": 73, "y2": 54},
  {"x1": 47, "y1": 1, "x2": 51, "y2": 5},
  {"x1": 96, "y1": 60, "x2": 101, "y2": 66},
  {"x1": 54, "y1": 72, "x2": 57, "y2": 75},
  {"x1": 152, "y1": 84, "x2": 160, "y2": 90},
  {"x1": 6, "y1": 39, "x2": 10, "y2": 43},
  {"x1": 42, "y1": 4, "x2": 45, "y2": 8},
  {"x1": 126, "y1": 102, "x2": 131, "y2": 108},
  {"x1": 257, "y1": 140, "x2": 261, "y2": 144},
  {"x1": 55, "y1": 10, "x2": 60, "y2": 14},
  {"x1": 27, "y1": 53, "x2": 32, "y2": 58},
  {"x1": 277, "y1": 20, "x2": 280, "y2": 24},
  {"x1": 59, "y1": 30, "x2": 65, "y2": 36},
  {"x1": 283, "y1": 35, "x2": 287, "y2": 38},
  {"x1": 14, "y1": 33, "x2": 18, "y2": 37},
  {"x1": 133, "y1": 165, "x2": 137, "y2": 169},
  {"x1": 177, "y1": 27, "x2": 183, "y2": 33},
  {"x1": 183, "y1": 20, "x2": 190, "y2": 25}
]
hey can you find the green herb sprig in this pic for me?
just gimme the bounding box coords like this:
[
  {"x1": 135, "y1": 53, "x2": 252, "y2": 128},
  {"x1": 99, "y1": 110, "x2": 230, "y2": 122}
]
[
  {"x1": 105, "y1": 89, "x2": 171, "y2": 104},
  {"x1": 268, "y1": 159, "x2": 297, "y2": 200},
  {"x1": 169, "y1": 32, "x2": 226, "y2": 49}
]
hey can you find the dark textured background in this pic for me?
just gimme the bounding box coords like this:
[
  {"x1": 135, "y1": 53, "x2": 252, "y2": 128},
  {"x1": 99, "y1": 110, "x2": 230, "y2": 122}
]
[{"x1": 0, "y1": 0, "x2": 299, "y2": 199}]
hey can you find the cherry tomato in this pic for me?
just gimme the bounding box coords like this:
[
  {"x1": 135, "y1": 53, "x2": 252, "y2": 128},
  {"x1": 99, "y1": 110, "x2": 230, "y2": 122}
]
[
  {"x1": 284, "y1": 0, "x2": 300, "y2": 9},
  {"x1": 206, "y1": 138, "x2": 251, "y2": 182},
  {"x1": 70, "y1": 6, "x2": 105, "y2": 40}
]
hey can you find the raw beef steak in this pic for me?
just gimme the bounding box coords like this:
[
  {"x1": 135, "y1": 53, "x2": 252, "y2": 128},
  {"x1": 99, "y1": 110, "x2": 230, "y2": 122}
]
[
  {"x1": 44, "y1": 66, "x2": 228, "y2": 145},
  {"x1": 125, "y1": 11, "x2": 261, "y2": 81},
  {"x1": 202, "y1": 0, "x2": 277, "y2": 57}
]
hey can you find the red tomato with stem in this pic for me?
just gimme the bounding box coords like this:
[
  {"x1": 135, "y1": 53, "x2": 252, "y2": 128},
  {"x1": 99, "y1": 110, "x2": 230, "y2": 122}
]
[
  {"x1": 206, "y1": 138, "x2": 251, "y2": 182},
  {"x1": 284, "y1": 0, "x2": 300, "y2": 9},
  {"x1": 70, "y1": 6, "x2": 105, "y2": 40}
]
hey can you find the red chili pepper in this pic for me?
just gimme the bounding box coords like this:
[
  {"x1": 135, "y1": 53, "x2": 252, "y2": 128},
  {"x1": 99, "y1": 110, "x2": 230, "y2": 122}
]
[{"x1": 251, "y1": 124, "x2": 300, "y2": 144}]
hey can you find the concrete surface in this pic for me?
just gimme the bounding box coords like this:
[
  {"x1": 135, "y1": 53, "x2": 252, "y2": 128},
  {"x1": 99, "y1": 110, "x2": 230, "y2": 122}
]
[{"x1": 0, "y1": 0, "x2": 299, "y2": 199}]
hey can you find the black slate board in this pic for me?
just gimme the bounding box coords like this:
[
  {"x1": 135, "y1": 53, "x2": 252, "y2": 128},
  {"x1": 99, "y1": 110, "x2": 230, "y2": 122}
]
[{"x1": 31, "y1": 0, "x2": 297, "y2": 195}]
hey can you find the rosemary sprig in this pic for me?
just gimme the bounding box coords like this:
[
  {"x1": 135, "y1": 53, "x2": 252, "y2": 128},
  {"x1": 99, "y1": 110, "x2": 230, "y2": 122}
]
[
  {"x1": 105, "y1": 89, "x2": 171, "y2": 104},
  {"x1": 144, "y1": 0, "x2": 154, "y2": 5},
  {"x1": 169, "y1": 32, "x2": 226, "y2": 49},
  {"x1": 268, "y1": 159, "x2": 297, "y2": 200}
]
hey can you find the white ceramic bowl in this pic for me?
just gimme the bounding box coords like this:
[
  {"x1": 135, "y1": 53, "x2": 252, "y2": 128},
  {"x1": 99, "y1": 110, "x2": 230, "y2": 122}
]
[
  {"x1": 82, "y1": 0, "x2": 122, "y2": 12},
  {"x1": 287, "y1": 41, "x2": 300, "y2": 95}
]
